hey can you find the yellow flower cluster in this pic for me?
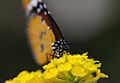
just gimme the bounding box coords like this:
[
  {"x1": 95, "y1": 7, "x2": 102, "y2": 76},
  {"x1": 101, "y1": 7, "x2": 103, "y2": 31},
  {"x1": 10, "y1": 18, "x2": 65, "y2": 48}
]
[{"x1": 5, "y1": 53, "x2": 108, "y2": 83}]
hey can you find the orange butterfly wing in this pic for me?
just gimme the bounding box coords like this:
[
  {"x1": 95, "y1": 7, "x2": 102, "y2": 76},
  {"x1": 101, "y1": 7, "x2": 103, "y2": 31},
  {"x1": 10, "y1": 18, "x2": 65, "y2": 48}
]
[
  {"x1": 22, "y1": 0, "x2": 29, "y2": 9},
  {"x1": 28, "y1": 15, "x2": 55, "y2": 65}
]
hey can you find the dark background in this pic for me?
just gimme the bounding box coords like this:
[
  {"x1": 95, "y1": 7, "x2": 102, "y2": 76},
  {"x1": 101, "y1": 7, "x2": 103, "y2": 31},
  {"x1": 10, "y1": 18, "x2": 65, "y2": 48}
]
[{"x1": 0, "y1": 0, "x2": 120, "y2": 82}]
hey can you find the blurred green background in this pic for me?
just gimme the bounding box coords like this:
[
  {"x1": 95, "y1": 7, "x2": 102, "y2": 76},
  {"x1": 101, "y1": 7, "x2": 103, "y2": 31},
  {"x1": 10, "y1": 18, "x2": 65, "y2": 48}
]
[{"x1": 0, "y1": 0, "x2": 120, "y2": 82}]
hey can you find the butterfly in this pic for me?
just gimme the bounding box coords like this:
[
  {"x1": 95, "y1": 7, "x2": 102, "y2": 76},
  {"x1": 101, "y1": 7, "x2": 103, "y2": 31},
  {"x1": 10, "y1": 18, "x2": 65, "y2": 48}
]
[{"x1": 22, "y1": 0, "x2": 69, "y2": 65}]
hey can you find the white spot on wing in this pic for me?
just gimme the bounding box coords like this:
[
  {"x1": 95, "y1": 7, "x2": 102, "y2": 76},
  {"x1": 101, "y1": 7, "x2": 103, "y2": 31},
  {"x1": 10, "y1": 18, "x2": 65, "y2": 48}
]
[
  {"x1": 43, "y1": 4, "x2": 47, "y2": 8},
  {"x1": 52, "y1": 47, "x2": 56, "y2": 49},
  {"x1": 56, "y1": 54, "x2": 59, "y2": 57},
  {"x1": 37, "y1": 8, "x2": 41, "y2": 13},
  {"x1": 42, "y1": 20, "x2": 46, "y2": 24},
  {"x1": 27, "y1": 0, "x2": 38, "y2": 13},
  {"x1": 51, "y1": 43, "x2": 54, "y2": 45},
  {"x1": 38, "y1": 0, "x2": 42, "y2": 2},
  {"x1": 40, "y1": 4, "x2": 43, "y2": 9},
  {"x1": 44, "y1": 12, "x2": 47, "y2": 15},
  {"x1": 57, "y1": 41, "x2": 60, "y2": 43},
  {"x1": 30, "y1": 0, "x2": 38, "y2": 7},
  {"x1": 48, "y1": 27, "x2": 50, "y2": 29},
  {"x1": 48, "y1": 11, "x2": 51, "y2": 14}
]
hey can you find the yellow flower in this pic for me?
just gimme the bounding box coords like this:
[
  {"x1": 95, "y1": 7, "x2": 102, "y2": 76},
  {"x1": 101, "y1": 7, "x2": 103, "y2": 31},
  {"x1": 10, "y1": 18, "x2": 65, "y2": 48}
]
[
  {"x1": 43, "y1": 68, "x2": 58, "y2": 79},
  {"x1": 52, "y1": 55, "x2": 66, "y2": 65},
  {"x1": 5, "y1": 53, "x2": 108, "y2": 83},
  {"x1": 43, "y1": 62, "x2": 55, "y2": 70},
  {"x1": 5, "y1": 70, "x2": 43, "y2": 83},
  {"x1": 71, "y1": 65, "x2": 87, "y2": 77},
  {"x1": 58, "y1": 62, "x2": 72, "y2": 72}
]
